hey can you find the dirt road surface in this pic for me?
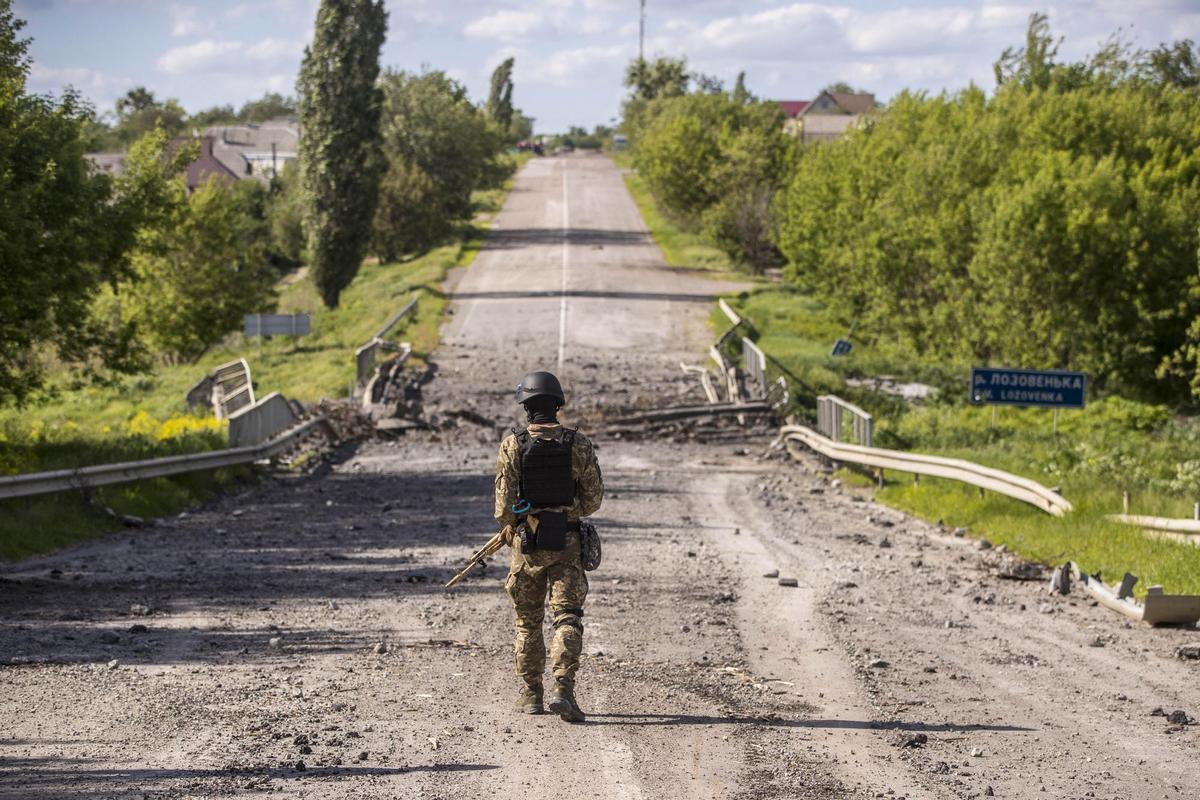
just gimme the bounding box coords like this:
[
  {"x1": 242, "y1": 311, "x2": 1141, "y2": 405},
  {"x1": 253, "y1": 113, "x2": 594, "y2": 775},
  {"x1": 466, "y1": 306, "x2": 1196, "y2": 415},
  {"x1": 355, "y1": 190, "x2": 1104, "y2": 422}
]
[{"x1": 2, "y1": 154, "x2": 1198, "y2": 800}]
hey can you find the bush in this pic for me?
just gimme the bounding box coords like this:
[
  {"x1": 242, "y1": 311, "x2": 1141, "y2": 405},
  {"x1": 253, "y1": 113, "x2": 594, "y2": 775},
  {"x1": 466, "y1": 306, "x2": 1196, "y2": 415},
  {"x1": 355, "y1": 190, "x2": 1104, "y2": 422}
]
[{"x1": 372, "y1": 159, "x2": 449, "y2": 262}]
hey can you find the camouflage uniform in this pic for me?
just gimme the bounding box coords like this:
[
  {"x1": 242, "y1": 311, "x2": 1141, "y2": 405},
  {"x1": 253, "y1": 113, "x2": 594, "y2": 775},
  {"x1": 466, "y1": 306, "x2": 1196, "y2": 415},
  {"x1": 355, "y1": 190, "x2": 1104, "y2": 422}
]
[{"x1": 495, "y1": 423, "x2": 603, "y2": 689}]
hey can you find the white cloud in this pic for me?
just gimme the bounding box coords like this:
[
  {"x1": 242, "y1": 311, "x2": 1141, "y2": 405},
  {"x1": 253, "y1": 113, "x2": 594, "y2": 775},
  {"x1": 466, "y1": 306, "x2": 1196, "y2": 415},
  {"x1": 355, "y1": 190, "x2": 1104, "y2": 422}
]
[
  {"x1": 464, "y1": 10, "x2": 544, "y2": 40},
  {"x1": 170, "y1": 4, "x2": 214, "y2": 38},
  {"x1": 524, "y1": 44, "x2": 631, "y2": 87},
  {"x1": 157, "y1": 38, "x2": 302, "y2": 75}
]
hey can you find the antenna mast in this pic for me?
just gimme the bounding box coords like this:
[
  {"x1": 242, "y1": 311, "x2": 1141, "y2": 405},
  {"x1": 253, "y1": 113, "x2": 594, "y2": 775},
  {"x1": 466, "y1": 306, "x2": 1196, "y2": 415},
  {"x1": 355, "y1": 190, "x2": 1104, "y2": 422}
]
[{"x1": 638, "y1": 0, "x2": 645, "y2": 62}]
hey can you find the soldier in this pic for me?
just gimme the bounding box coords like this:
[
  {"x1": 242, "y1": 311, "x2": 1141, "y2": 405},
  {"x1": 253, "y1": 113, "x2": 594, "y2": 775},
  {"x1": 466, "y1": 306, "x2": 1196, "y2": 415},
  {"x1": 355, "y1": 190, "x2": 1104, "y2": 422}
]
[{"x1": 495, "y1": 370, "x2": 603, "y2": 723}]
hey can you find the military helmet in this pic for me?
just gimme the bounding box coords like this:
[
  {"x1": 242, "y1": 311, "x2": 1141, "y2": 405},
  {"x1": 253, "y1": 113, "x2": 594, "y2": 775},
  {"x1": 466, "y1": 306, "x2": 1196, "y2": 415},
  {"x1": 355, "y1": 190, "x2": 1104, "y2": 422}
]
[{"x1": 515, "y1": 371, "x2": 565, "y2": 405}]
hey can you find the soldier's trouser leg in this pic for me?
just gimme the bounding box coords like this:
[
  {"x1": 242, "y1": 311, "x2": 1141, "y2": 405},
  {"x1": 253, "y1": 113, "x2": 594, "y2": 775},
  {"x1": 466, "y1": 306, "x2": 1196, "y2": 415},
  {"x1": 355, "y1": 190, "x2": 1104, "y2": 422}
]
[
  {"x1": 505, "y1": 566, "x2": 548, "y2": 688},
  {"x1": 548, "y1": 556, "x2": 588, "y2": 684}
]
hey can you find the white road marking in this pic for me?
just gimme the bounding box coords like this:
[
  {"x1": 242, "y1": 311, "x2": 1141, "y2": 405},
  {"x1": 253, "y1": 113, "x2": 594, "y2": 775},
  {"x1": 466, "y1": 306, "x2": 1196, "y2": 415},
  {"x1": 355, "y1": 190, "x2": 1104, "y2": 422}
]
[{"x1": 558, "y1": 163, "x2": 569, "y2": 370}]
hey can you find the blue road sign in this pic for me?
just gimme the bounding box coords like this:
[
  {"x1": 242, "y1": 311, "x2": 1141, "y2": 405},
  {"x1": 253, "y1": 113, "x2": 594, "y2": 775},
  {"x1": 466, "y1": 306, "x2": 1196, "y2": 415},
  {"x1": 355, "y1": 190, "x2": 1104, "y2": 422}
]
[
  {"x1": 970, "y1": 367, "x2": 1086, "y2": 408},
  {"x1": 830, "y1": 339, "x2": 853, "y2": 357}
]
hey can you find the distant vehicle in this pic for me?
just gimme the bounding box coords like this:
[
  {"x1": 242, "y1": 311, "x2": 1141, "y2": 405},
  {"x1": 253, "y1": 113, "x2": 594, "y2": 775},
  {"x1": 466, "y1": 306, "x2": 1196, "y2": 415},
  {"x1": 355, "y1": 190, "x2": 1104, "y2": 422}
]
[{"x1": 612, "y1": 134, "x2": 628, "y2": 150}]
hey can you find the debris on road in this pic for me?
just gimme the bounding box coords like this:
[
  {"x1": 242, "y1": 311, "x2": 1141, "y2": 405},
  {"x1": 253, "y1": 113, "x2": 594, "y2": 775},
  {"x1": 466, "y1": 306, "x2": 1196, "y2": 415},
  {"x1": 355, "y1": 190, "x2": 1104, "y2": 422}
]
[
  {"x1": 1177, "y1": 643, "x2": 1200, "y2": 660},
  {"x1": 777, "y1": 577, "x2": 798, "y2": 587},
  {"x1": 762, "y1": 569, "x2": 779, "y2": 578}
]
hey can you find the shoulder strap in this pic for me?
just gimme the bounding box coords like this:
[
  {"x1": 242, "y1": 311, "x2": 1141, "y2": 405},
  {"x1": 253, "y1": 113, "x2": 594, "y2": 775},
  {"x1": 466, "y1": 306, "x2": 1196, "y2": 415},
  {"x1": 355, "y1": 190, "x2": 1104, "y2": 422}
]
[{"x1": 563, "y1": 428, "x2": 577, "y2": 448}]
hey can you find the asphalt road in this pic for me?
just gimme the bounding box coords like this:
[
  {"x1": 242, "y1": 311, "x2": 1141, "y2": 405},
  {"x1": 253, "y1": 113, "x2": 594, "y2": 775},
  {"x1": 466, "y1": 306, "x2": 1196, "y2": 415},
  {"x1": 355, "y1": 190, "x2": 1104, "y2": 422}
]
[{"x1": 1, "y1": 154, "x2": 1198, "y2": 800}]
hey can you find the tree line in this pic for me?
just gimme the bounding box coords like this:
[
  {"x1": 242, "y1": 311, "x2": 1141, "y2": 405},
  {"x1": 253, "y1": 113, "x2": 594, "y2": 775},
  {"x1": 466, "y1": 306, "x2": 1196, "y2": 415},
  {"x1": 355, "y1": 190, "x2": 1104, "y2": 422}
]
[
  {"x1": 623, "y1": 15, "x2": 1200, "y2": 404},
  {"x1": 2, "y1": 0, "x2": 524, "y2": 405}
]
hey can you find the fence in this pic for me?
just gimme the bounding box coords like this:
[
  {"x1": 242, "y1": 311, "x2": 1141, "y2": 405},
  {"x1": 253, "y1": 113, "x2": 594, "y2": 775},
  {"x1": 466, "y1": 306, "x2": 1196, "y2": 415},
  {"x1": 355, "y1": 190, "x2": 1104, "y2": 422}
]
[
  {"x1": 816, "y1": 395, "x2": 873, "y2": 448},
  {"x1": 742, "y1": 338, "x2": 766, "y2": 395},
  {"x1": 186, "y1": 359, "x2": 255, "y2": 420},
  {"x1": 0, "y1": 416, "x2": 335, "y2": 501},
  {"x1": 777, "y1": 422, "x2": 1073, "y2": 516},
  {"x1": 227, "y1": 392, "x2": 298, "y2": 448},
  {"x1": 356, "y1": 296, "x2": 418, "y2": 389}
]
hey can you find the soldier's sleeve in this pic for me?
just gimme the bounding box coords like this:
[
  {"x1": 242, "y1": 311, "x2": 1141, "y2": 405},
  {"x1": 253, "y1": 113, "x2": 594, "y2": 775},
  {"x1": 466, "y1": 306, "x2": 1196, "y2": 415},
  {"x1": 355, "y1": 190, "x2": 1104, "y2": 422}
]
[
  {"x1": 495, "y1": 435, "x2": 520, "y2": 527},
  {"x1": 572, "y1": 434, "x2": 603, "y2": 518}
]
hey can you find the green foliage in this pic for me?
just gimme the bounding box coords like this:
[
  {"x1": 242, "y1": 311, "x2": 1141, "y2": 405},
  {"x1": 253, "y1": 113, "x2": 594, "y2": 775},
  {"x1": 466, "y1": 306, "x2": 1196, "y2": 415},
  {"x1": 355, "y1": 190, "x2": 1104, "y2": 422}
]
[
  {"x1": 632, "y1": 92, "x2": 791, "y2": 273},
  {"x1": 372, "y1": 159, "x2": 447, "y2": 262},
  {"x1": 266, "y1": 161, "x2": 306, "y2": 267},
  {"x1": 624, "y1": 56, "x2": 689, "y2": 101},
  {"x1": 486, "y1": 57, "x2": 514, "y2": 133},
  {"x1": 0, "y1": 5, "x2": 192, "y2": 405},
  {"x1": 509, "y1": 111, "x2": 535, "y2": 142},
  {"x1": 297, "y1": 0, "x2": 388, "y2": 308},
  {"x1": 729, "y1": 285, "x2": 1200, "y2": 592},
  {"x1": 110, "y1": 86, "x2": 187, "y2": 147},
  {"x1": 377, "y1": 68, "x2": 510, "y2": 230},
  {"x1": 124, "y1": 177, "x2": 278, "y2": 363},
  {"x1": 776, "y1": 17, "x2": 1200, "y2": 403},
  {"x1": 237, "y1": 91, "x2": 296, "y2": 122}
]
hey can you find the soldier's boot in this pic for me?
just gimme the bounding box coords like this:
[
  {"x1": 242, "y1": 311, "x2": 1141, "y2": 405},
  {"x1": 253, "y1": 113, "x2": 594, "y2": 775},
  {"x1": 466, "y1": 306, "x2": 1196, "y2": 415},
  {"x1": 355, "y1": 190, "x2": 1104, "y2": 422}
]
[
  {"x1": 547, "y1": 679, "x2": 586, "y2": 723},
  {"x1": 515, "y1": 684, "x2": 543, "y2": 715}
]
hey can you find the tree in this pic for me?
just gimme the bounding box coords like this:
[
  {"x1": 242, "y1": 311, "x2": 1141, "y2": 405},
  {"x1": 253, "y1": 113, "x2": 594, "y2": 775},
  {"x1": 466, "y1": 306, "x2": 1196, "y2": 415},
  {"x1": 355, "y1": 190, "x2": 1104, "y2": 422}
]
[
  {"x1": 378, "y1": 69, "x2": 508, "y2": 225},
  {"x1": 732, "y1": 71, "x2": 751, "y2": 104},
  {"x1": 624, "y1": 56, "x2": 689, "y2": 101},
  {"x1": 486, "y1": 57, "x2": 514, "y2": 132},
  {"x1": 372, "y1": 160, "x2": 446, "y2": 262},
  {"x1": 296, "y1": 0, "x2": 388, "y2": 308},
  {"x1": 821, "y1": 81, "x2": 866, "y2": 95},
  {"x1": 266, "y1": 162, "x2": 306, "y2": 267},
  {"x1": 111, "y1": 86, "x2": 187, "y2": 147},
  {"x1": 188, "y1": 104, "x2": 237, "y2": 128},
  {"x1": 994, "y1": 12, "x2": 1059, "y2": 89},
  {"x1": 238, "y1": 91, "x2": 297, "y2": 122},
  {"x1": 1148, "y1": 40, "x2": 1199, "y2": 89},
  {"x1": 509, "y1": 110, "x2": 535, "y2": 142},
  {"x1": 124, "y1": 177, "x2": 277, "y2": 363},
  {"x1": 0, "y1": 2, "x2": 186, "y2": 404}
]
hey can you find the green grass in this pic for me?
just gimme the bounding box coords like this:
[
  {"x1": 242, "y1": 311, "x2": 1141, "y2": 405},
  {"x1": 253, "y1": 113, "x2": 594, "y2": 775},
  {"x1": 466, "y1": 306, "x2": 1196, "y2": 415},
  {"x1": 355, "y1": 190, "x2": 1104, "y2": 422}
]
[
  {"x1": 729, "y1": 285, "x2": 1200, "y2": 595},
  {"x1": 0, "y1": 158, "x2": 527, "y2": 561}
]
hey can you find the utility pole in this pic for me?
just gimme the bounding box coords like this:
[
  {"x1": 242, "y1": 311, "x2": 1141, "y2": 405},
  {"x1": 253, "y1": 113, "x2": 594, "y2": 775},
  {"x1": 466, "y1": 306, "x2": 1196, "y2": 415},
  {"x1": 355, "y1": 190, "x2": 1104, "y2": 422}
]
[{"x1": 638, "y1": 0, "x2": 645, "y2": 62}]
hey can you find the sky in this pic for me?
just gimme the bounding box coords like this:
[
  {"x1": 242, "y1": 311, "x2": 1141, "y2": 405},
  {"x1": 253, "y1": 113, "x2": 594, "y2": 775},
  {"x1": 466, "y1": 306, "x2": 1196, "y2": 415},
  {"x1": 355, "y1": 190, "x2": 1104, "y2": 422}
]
[{"x1": 16, "y1": 0, "x2": 1200, "y2": 133}]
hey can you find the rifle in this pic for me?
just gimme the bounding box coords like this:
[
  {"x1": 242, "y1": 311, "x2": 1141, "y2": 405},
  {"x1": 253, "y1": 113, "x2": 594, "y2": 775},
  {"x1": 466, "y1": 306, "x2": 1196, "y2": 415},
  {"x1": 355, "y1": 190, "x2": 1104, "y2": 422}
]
[{"x1": 444, "y1": 526, "x2": 513, "y2": 588}]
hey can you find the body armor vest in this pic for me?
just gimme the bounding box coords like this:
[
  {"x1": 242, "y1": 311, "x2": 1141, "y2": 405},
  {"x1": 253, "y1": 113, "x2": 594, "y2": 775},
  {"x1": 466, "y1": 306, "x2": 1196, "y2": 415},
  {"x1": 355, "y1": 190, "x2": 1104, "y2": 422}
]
[{"x1": 516, "y1": 428, "x2": 576, "y2": 508}]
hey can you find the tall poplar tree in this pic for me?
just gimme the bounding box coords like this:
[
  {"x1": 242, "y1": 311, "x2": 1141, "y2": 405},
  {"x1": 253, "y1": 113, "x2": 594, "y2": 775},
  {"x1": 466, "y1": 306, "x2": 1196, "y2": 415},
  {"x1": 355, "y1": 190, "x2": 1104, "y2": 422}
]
[
  {"x1": 486, "y1": 57, "x2": 514, "y2": 132},
  {"x1": 296, "y1": 0, "x2": 387, "y2": 308}
]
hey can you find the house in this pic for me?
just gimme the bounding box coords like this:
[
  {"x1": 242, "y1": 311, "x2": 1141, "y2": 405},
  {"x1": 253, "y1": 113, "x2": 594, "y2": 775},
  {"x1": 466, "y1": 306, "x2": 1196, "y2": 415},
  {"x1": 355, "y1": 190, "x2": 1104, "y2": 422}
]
[
  {"x1": 775, "y1": 91, "x2": 876, "y2": 142},
  {"x1": 86, "y1": 152, "x2": 126, "y2": 178},
  {"x1": 176, "y1": 135, "x2": 241, "y2": 192},
  {"x1": 204, "y1": 118, "x2": 300, "y2": 183}
]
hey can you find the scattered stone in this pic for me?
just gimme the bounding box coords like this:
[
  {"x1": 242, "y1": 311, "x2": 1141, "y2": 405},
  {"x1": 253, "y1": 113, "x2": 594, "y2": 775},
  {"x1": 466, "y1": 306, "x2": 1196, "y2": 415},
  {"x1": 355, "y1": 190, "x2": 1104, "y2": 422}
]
[
  {"x1": 1037, "y1": 603, "x2": 1054, "y2": 614},
  {"x1": 976, "y1": 539, "x2": 993, "y2": 550},
  {"x1": 899, "y1": 732, "x2": 927, "y2": 748},
  {"x1": 923, "y1": 666, "x2": 938, "y2": 673},
  {"x1": 294, "y1": 760, "x2": 306, "y2": 772},
  {"x1": 120, "y1": 514, "x2": 147, "y2": 528},
  {"x1": 231, "y1": 509, "x2": 245, "y2": 517},
  {"x1": 878, "y1": 537, "x2": 892, "y2": 549},
  {"x1": 357, "y1": 751, "x2": 369, "y2": 762},
  {"x1": 269, "y1": 637, "x2": 283, "y2": 649},
  {"x1": 777, "y1": 577, "x2": 798, "y2": 588},
  {"x1": 373, "y1": 642, "x2": 388, "y2": 655},
  {"x1": 681, "y1": 625, "x2": 691, "y2": 633},
  {"x1": 293, "y1": 735, "x2": 310, "y2": 746},
  {"x1": 1089, "y1": 636, "x2": 1106, "y2": 648},
  {"x1": 1150, "y1": 707, "x2": 1166, "y2": 717},
  {"x1": 1167, "y1": 710, "x2": 1190, "y2": 725},
  {"x1": 868, "y1": 659, "x2": 889, "y2": 669},
  {"x1": 127, "y1": 624, "x2": 148, "y2": 634},
  {"x1": 106, "y1": 659, "x2": 120, "y2": 670},
  {"x1": 985, "y1": 787, "x2": 995, "y2": 797},
  {"x1": 98, "y1": 631, "x2": 120, "y2": 645},
  {"x1": 686, "y1": 551, "x2": 697, "y2": 558},
  {"x1": 1176, "y1": 643, "x2": 1200, "y2": 661},
  {"x1": 952, "y1": 527, "x2": 967, "y2": 538},
  {"x1": 129, "y1": 603, "x2": 150, "y2": 616},
  {"x1": 970, "y1": 747, "x2": 984, "y2": 757},
  {"x1": 299, "y1": 745, "x2": 312, "y2": 755},
  {"x1": 762, "y1": 569, "x2": 779, "y2": 579}
]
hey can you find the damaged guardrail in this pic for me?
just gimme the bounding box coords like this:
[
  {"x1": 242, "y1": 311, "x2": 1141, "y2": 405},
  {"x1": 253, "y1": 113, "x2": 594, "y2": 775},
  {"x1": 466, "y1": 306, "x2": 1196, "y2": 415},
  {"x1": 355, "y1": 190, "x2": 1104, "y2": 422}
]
[
  {"x1": 777, "y1": 423, "x2": 1073, "y2": 516},
  {"x1": 0, "y1": 416, "x2": 336, "y2": 501},
  {"x1": 1050, "y1": 562, "x2": 1200, "y2": 626}
]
